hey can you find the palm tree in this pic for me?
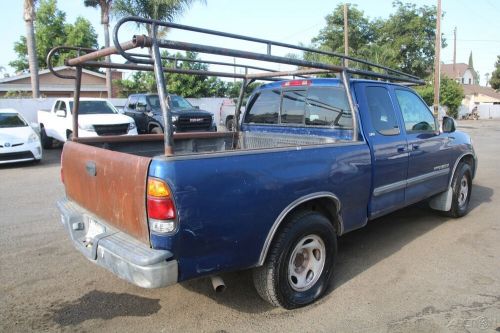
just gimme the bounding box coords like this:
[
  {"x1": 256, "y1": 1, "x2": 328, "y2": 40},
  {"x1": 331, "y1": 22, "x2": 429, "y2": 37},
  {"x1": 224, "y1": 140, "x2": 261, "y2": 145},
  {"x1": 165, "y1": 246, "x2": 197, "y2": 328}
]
[
  {"x1": 84, "y1": 0, "x2": 113, "y2": 98},
  {"x1": 112, "y1": 0, "x2": 204, "y2": 38},
  {"x1": 24, "y1": 0, "x2": 40, "y2": 98}
]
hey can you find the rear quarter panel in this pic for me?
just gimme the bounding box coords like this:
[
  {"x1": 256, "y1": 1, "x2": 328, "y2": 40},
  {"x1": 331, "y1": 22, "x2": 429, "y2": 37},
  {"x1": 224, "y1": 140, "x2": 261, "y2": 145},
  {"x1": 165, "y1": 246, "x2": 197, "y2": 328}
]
[{"x1": 149, "y1": 143, "x2": 372, "y2": 281}]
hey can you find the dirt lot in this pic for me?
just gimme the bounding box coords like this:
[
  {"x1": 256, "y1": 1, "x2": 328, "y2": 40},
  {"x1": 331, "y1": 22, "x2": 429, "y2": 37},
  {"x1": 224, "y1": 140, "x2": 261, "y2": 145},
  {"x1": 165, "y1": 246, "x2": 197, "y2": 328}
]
[{"x1": 1, "y1": 120, "x2": 499, "y2": 333}]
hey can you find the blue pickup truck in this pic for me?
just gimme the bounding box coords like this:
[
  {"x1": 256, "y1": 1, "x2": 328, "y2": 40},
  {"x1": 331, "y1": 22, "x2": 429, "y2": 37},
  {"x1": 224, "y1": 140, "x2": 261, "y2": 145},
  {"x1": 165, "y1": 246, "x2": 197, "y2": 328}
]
[{"x1": 53, "y1": 18, "x2": 476, "y2": 309}]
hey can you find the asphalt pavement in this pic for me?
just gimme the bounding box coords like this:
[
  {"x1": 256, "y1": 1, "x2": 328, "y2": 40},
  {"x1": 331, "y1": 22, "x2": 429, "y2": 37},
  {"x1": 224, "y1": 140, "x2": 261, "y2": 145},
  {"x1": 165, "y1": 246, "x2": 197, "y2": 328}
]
[{"x1": 0, "y1": 120, "x2": 499, "y2": 333}]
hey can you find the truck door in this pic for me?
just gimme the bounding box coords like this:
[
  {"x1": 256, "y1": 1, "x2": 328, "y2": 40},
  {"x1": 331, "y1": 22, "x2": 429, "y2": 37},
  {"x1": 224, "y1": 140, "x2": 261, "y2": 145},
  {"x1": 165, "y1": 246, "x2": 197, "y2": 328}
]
[
  {"x1": 135, "y1": 95, "x2": 150, "y2": 132},
  {"x1": 393, "y1": 88, "x2": 450, "y2": 204},
  {"x1": 124, "y1": 96, "x2": 141, "y2": 132},
  {"x1": 49, "y1": 100, "x2": 68, "y2": 142},
  {"x1": 359, "y1": 84, "x2": 409, "y2": 218}
]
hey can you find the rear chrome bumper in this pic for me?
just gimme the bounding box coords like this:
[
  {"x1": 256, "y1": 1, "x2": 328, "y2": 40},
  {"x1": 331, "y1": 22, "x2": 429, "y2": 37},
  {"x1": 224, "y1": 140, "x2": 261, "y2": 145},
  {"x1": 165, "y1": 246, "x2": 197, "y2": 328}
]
[{"x1": 57, "y1": 198, "x2": 177, "y2": 288}]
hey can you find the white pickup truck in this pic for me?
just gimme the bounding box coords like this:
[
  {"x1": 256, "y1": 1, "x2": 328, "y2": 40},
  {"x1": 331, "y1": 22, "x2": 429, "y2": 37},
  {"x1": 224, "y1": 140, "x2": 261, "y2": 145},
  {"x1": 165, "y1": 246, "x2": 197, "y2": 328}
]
[{"x1": 38, "y1": 98, "x2": 137, "y2": 148}]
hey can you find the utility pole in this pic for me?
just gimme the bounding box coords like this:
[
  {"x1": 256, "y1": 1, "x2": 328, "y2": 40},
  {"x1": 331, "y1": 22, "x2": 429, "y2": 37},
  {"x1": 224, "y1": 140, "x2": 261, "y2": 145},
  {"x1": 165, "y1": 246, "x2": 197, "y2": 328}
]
[
  {"x1": 344, "y1": 3, "x2": 349, "y2": 67},
  {"x1": 453, "y1": 27, "x2": 457, "y2": 79},
  {"x1": 433, "y1": 0, "x2": 441, "y2": 118}
]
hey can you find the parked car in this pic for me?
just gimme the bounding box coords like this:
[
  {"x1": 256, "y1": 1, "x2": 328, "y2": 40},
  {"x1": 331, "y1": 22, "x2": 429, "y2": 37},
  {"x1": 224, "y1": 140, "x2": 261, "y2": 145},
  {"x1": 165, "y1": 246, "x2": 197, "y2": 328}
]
[
  {"x1": 0, "y1": 108, "x2": 42, "y2": 164},
  {"x1": 38, "y1": 98, "x2": 137, "y2": 148},
  {"x1": 123, "y1": 93, "x2": 217, "y2": 134},
  {"x1": 219, "y1": 99, "x2": 244, "y2": 131}
]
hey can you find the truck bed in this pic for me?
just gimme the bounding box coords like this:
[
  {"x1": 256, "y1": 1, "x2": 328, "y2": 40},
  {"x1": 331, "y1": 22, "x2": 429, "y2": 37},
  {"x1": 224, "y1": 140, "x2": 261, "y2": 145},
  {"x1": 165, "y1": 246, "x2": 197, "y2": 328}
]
[{"x1": 73, "y1": 129, "x2": 348, "y2": 158}]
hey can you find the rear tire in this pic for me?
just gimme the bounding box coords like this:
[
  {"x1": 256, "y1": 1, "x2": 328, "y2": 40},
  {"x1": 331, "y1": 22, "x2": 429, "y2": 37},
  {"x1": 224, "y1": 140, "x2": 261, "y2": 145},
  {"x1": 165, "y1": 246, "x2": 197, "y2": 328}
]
[
  {"x1": 40, "y1": 127, "x2": 53, "y2": 149},
  {"x1": 226, "y1": 118, "x2": 235, "y2": 132},
  {"x1": 253, "y1": 211, "x2": 337, "y2": 309},
  {"x1": 150, "y1": 126, "x2": 163, "y2": 134},
  {"x1": 445, "y1": 162, "x2": 472, "y2": 218}
]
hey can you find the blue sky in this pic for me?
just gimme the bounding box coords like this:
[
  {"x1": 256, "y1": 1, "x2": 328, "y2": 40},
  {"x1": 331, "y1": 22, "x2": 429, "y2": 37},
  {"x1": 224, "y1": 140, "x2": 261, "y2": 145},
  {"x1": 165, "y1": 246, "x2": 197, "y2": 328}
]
[{"x1": 1, "y1": 0, "x2": 499, "y2": 85}]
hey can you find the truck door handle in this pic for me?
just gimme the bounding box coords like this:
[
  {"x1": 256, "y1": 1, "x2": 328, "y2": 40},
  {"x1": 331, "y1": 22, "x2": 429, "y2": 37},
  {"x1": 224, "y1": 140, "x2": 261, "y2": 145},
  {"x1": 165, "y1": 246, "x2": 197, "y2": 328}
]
[{"x1": 397, "y1": 146, "x2": 407, "y2": 153}]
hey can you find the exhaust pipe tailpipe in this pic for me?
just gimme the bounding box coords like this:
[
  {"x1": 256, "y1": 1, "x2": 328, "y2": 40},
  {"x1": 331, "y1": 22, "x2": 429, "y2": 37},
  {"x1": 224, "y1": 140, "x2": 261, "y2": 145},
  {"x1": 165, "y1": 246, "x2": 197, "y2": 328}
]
[{"x1": 210, "y1": 275, "x2": 226, "y2": 293}]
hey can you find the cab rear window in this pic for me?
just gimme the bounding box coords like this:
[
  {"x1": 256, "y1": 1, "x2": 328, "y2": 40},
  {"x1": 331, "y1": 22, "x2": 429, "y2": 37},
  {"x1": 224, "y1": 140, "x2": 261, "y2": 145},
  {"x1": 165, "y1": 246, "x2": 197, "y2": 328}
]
[{"x1": 245, "y1": 85, "x2": 352, "y2": 128}]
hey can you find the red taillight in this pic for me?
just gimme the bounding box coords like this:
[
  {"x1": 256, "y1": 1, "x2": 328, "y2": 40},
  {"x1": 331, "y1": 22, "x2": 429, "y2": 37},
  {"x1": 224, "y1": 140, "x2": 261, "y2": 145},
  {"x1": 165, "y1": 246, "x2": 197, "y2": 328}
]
[
  {"x1": 147, "y1": 177, "x2": 176, "y2": 220},
  {"x1": 282, "y1": 80, "x2": 311, "y2": 87},
  {"x1": 147, "y1": 197, "x2": 176, "y2": 220}
]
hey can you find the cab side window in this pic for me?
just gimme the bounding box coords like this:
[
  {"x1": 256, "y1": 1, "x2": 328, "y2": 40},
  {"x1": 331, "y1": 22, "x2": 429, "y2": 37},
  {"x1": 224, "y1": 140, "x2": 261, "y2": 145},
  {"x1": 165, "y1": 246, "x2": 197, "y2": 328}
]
[
  {"x1": 395, "y1": 89, "x2": 437, "y2": 133},
  {"x1": 281, "y1": 90, "x2": 306, "y2": 124},
  {"x1": 127, "y1": 96, "x2": 138, "y2": 110},
  {"x1": 365, "y1": 86, "x2": 400, "y2": 135},
  {"x1": 306, "y1": 87, "x2": 352, "y2": 128},
  {"x1": 244, "y1": 89, "x2": 280, "y2": 124},
  {"x1": 137, "y1": 96, "x2": 148, "y2": 110}
]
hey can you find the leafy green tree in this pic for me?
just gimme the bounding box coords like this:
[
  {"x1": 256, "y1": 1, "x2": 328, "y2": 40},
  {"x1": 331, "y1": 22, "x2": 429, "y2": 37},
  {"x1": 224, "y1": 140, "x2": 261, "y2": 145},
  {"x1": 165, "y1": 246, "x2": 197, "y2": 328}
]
[
  {"x1": 415, "y1": 76, "x2": 464, "y2": 118},
  {"x1": 10, "y1": 0, "x2": 98, "y2": 71},
  {"x1": 379, "y1": 1, "x2": 446, "y2": 78},
  {"x1": 84, "y1": 0, "x2": 113, "y2": 97},
  {"x1": 490, "y1": 56, "x2": 500, "y2": 90},
  {"x1": 115, "y1": 51, "x2": 232, "y2": 97},
  {"x1": 308, "y1": 1, "x2": 445, "y2": 78},
  {"x1": 312, "y1": 4, "x2": 375, "y2": 58}
]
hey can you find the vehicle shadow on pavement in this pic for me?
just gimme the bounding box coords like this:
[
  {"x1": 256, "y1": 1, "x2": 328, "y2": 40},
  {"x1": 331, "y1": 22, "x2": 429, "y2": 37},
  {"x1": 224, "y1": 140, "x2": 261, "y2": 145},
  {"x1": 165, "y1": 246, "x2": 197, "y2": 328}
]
[
  {"x1": 180, "y1": 270, "x2": 276, "y2": 314},
  {"x1": 180, "y1": 184, "x2": 493, "y2": 314},
  {"x1": 48, "y1": 290, "x2": 161, "y2": 326},
  {"x1": 468, "y1": 184, "x2": 494, "y2": 212}
]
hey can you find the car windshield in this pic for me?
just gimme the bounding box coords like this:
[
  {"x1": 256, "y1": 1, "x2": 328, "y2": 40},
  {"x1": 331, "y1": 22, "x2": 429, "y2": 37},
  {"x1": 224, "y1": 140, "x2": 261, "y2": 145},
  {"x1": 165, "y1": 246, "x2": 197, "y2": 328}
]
[
  {"x1": 170, "y1": 95, "x2": 194, "y2": 110},
  {"x1": 69, "y1": 101, "x2": 118, "y2": 115},
  {"x1": 0, "y1": 113, "x2": 28, "y2": 128},
  {"x1": 146, "y1": 95, "x2": 195, "y2": 111}
]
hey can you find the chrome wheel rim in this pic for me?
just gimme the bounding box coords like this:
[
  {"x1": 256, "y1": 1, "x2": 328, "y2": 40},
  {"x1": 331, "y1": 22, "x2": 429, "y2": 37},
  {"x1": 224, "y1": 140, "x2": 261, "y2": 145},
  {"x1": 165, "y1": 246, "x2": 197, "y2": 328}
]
[
  {"x1": 288, "y1": 234, "x2": 326, "y2": 292},
  {"x1": 458, "y1": 175, "x2": 469, "y2": 207}
]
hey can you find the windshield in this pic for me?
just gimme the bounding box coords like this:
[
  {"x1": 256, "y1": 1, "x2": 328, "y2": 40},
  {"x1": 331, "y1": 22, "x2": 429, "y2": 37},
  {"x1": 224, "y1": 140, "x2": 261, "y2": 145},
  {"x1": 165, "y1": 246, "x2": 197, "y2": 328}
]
[
  {"x1": 170, "y1": 95, "x2": 194, "y2": 110},
  {"x1": 69, "y1": 101, "x2": 118, "y2": 115},
  {"x1": 146, "y1": 95, "x2": 195, "y2": 110},
  {"x1": 0, "y1": 113, "x2": 28, "y2": 128}
]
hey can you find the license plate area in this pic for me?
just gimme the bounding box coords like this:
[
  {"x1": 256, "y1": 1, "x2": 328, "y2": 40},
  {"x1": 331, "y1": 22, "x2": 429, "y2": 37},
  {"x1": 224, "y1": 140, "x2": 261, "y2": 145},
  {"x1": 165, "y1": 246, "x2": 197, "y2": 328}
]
[{"x1": 85, "y1": 215, "x2": 106, "y2": 244}]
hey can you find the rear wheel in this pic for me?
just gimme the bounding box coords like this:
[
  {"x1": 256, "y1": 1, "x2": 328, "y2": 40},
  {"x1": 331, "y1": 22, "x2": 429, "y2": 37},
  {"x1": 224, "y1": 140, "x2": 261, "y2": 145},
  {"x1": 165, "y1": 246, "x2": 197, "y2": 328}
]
[
  {"x1": 253, "y1": 211, "x2": 337, "y2": 309},
  {"x1": 445, "y1": 162, "x2": 472, "y2": 218},
  {"x1": 226, "y1": 118, "x2": 235, "y2": 132},
  {"x1": 150, "y1": 126, "x2": 163, "y2": 134},
  {"x1": 40, "y1": 127, "x2": 53, "y2": 149}
]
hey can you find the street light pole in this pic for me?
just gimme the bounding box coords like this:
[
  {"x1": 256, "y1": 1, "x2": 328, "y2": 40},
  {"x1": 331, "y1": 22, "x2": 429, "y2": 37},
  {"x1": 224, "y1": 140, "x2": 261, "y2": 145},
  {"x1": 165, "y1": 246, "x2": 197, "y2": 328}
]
[{"x1": 433, "y1": 0, "x2": 442, "y2": 118}]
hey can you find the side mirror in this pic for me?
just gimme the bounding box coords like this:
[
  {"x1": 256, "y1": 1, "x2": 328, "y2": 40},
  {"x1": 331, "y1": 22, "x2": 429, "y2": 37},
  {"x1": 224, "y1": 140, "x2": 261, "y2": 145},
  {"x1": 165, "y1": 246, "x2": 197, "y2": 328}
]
[
  {"x1": 442, "y1": 116, "x2": 456, "y2": 133},
  {"x1": 194, "y1": 105, "x2": 200, "y2": 110},
  {"x1": 55, "y1": 110, "x2": 66, "y2": 118}
]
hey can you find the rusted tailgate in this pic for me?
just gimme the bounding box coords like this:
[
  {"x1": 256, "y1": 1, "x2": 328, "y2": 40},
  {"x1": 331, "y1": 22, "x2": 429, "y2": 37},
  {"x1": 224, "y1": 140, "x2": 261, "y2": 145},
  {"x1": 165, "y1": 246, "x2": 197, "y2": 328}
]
[{"x1": 62, "y1": 141, "x2": 151, "y2": 244}]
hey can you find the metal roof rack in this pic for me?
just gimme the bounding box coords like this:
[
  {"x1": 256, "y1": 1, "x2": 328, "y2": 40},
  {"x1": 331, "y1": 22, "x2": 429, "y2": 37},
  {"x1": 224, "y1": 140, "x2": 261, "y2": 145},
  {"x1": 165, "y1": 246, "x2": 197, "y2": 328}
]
[{"x1": 48, "y1": 16, "x2": 424, "y2": 156}]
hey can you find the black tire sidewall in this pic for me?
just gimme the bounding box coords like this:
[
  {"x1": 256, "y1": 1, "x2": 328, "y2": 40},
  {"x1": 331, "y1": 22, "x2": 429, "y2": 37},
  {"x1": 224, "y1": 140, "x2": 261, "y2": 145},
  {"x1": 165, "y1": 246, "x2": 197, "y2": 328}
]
[
  {"x1": 451, "y1": 163, "x2": 472, "y2": 217},
  {"x1": 40, "y1": 127, "x2": 52, "y2": 149},
  {"x1": 226, "y1": 119, "x2": 235, "y2": 131},
  {"x1": 275, "y1": 213, "x2": 337, "y2": 308}
]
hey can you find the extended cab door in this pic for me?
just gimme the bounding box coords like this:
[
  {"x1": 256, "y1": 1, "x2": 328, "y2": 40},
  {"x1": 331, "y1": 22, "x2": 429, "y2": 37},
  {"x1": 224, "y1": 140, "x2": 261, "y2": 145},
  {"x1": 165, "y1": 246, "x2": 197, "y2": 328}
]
[
  {"x1": 358, "y1": 84, "x2": 409, "y2": 218},
  {"x1": 393, "y1": 88, "x2": 450, "y2": 205},
  {"x1": 48, "y1": 100, "x2": 69, "y2": 142}
]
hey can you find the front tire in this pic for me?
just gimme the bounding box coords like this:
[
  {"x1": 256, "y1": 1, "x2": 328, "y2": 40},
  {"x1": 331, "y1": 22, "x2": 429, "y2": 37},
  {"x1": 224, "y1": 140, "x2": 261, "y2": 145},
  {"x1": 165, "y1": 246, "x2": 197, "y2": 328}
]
[
  {"x1": 226, "y1": 118, "x2": 235, "y2": 132},
  {"x1": 150, "y1": 126, "x2": 163, "y2": 134},
  {"x1": 445, "y1": 162, "x2": 472, "y2": 218},
  {"x1": 253, "y1": 211, "x2": 337, "y2": 309},
  {"x1": 40, "y1": 127, "x2": 53, "y2": 149}
]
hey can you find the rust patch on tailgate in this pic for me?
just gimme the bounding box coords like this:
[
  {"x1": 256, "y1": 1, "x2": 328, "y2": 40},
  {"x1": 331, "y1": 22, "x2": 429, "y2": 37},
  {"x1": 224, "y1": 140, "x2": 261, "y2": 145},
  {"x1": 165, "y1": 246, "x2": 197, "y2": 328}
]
[{"x1": 62, "y1": 142, "x2": 152, "y2": 244}]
